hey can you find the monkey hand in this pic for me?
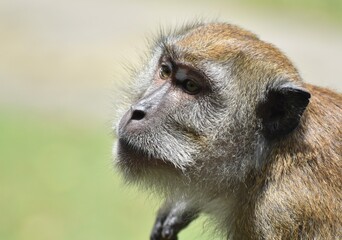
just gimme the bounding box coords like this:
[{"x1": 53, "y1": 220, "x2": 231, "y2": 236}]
[{"x1": 150, "y1": 201, "x2": 199, "y2": 240}]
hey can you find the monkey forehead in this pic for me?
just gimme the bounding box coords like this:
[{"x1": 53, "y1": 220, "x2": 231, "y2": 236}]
[
  {"x1": 161, "y1": 23, "x2": 297, "y2": 75},
  {"x1": 170, "y1": 23, "x2": 259, "y2": 62},
  {"x1": 169, "y1": 39, "x2": 241, "y2": 63},
  {"x1": 177, "y1": 23, "x2": 259, "y2": 44}
]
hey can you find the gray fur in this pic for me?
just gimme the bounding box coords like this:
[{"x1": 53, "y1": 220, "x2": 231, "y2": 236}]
[{"x1": 113, "y1": 22, "x2": 315, "y2": 239}]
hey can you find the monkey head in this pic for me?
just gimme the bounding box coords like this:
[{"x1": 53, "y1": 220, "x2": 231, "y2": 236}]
[{"x1": 114, "y1": 23, "x2": 310, "y2": 195}]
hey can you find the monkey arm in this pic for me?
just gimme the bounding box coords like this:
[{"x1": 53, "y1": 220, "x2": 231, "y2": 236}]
[{"x1": 150, "y1": 200, "x2": 199, "y2": 240}]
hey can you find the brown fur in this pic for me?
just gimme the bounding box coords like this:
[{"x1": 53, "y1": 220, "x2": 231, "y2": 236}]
[
  {"x1": 116, "y1": 22, "x2": 342, "y2": 240},
  {"x1": 237, "y1": 85, "x2": 342, "y2": 239}
]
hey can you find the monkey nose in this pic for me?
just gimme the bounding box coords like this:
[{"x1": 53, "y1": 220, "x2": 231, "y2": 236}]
[
  {"x1": 118, "y1": 107, "x2": 146, "y2": 134},
  {"x1": 131, "y1": 109, "x2": 146, "y2": 121}
]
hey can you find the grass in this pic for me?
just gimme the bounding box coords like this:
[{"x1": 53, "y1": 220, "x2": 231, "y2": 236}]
[{"x1": 0, "y1": 107, "x2": 218, "y2": 240}]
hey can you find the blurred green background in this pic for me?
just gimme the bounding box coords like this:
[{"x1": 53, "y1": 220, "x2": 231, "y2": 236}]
[{"x1": 0, "y1": 0, "x2": 341, "y2": 239}]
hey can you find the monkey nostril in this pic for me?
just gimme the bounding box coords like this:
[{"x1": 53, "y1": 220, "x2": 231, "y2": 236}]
[{"x1": 131, "y1": 109, "x2": 146, "y2": 121}]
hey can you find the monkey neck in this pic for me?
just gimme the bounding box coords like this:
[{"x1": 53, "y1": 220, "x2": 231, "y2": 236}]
[{"x1": 230, "y1": 85, "x2": 342, "y2": 238}]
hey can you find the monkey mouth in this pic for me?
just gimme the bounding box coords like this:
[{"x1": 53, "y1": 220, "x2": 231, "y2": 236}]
[
  {"x1": 117, "y1": 137, "x2": 162, "y2": 165},
  {"x1": 117, "y1": 137, "x2": 148, "y2": 159},
  {"x1": 116, "y1": 137, "x2": 177, "y2": 172}
]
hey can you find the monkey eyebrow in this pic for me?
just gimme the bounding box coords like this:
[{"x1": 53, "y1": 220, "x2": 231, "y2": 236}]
[
  {"x1": 159, "y1": 44, "x2": 212, "y2": 85},
  {"x1": 161, "y1": 42, "x2": 179, "y2": 61}
]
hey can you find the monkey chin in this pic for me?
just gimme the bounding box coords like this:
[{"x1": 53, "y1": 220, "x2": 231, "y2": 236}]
[{"x1": 115, "y1": 138, "x2": 180, "y2": 183}]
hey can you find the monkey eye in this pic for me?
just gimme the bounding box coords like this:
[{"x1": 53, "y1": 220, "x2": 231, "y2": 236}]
[
  {"x1": 182, "y1": 79, "x2": 201, "y2": 94},
  {"x1": 159, "y1": 64, "x2": 172, "y2": 80}
]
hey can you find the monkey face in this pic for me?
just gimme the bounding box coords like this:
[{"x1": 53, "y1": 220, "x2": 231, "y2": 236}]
[
  {"x1": 116, "y1": 51, "x2": 224, "y2": 179},
  {"x1": 115, "y1": 23, "x2": 310, "y2": 187},
  {"x1": 115, "y1": 41, "x2": 252, "y2": 188}
]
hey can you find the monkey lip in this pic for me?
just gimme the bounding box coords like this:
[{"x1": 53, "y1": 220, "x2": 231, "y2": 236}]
[
  {"x1": 117, "y1": 137, "x2": 147, "y2": 157},
  {"x1": 117, "y1": 137, "x2": 176, "y2": 169},
  {"x1": 118, "y1": 138, "x2": 143, "y2": 152}
]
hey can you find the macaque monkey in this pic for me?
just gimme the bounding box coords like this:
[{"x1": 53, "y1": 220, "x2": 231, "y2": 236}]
[{"x1": 114, "y1": 22, "x2": 342, "y2": 239}]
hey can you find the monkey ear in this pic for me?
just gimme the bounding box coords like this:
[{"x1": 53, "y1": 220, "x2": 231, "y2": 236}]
[{"x1": 256, "y1": 83, "x2": 311, "y2": 140}]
